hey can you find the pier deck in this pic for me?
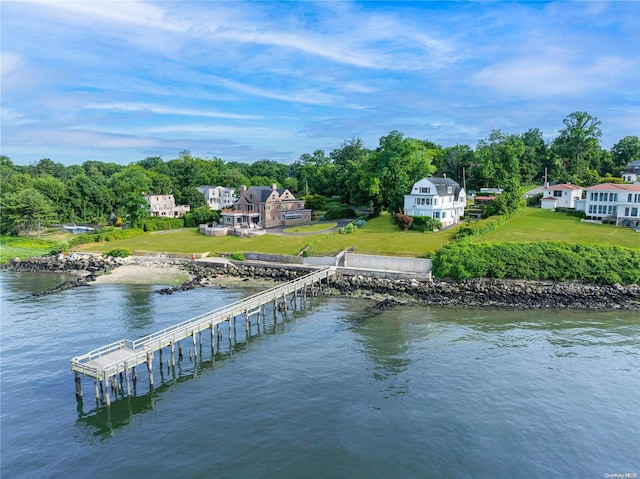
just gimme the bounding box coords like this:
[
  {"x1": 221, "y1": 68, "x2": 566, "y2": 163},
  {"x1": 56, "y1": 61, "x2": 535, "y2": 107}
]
[{"x1": 71, "y1": 266, "x2": 335, "y2": 404}]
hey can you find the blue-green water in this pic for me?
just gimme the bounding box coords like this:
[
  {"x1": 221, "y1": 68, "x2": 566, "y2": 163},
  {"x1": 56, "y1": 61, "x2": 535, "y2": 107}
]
[{"x1": 1, "y1": 271, "x2": 638, "y2": 478}]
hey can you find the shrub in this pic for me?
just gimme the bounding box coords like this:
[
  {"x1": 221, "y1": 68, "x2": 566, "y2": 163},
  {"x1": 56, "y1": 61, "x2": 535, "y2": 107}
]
[
  {"x1": 432, "y1": 241, "x2": 640, "y2": 284},
  {"x1": 51, "y1": 241, "x2": 70, "y2": 255},
  {"x1": 230, "y1": 252, "x2": 246, "y2": 261},
  {"x1": 394, "y1": 213, "x2": 414, "y2": 231},
  {"x1": 105, "y1": 248, "x2": 131, "y2": 258},
  {"x1": 143, "y1": 218, "x2": 184, "y2": 232},
  {"x1": 410, "y1": 216, "x2": 442, "y2": 232},
  {"x1": 324, "y1": 203, "x2": 356, "y2": 220}
]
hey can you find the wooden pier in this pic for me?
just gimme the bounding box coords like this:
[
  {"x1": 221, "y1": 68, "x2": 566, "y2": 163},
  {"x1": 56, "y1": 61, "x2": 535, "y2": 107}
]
[{"x1": 71, "y1": 266, "x2": 335, "y2": 405}]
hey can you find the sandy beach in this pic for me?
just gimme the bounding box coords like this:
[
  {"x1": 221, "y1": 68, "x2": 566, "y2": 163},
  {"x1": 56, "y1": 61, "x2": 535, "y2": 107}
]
[{"x1": 92, "y1": 263, "x2": 192, "y2": 285}]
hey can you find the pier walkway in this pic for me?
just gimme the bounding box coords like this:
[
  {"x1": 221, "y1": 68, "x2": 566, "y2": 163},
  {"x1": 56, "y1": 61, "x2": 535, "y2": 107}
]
[{"x1": 71, "y1": 266, "x2": 335, "y2": 405}]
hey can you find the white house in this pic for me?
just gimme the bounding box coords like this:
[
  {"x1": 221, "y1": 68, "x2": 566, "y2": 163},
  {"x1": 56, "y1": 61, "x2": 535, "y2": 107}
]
[
  {"x1": 403, "y1": 177, "x2": 466, "y2": 228},
  {"x1": 621, "y1": 160, "x2": 640, "y2": 184},
  {"x1": 579, "y1": 182, "x2": 640, "y2": 228},
  {"x1": 145, "y1": 194, "x2": 190, "y2": 218},
  {"x1": 540, "y1": 183, "x2": 583, "y2": 210},
  {"x1": 197, "y1": 185, "x2": 237, "y2": 210}
]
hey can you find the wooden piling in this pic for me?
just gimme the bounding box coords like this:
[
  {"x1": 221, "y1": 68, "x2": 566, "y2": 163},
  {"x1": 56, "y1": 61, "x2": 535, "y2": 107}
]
[
  {"x1": 146, "y1": 352, "x2": 154, "y2": 387},
  {"x1": 125, "y1": 364, "x2": 131, "y2": 396},
  {"x1": 74, "y1": 373, "x2": 82, "y2": 401}
]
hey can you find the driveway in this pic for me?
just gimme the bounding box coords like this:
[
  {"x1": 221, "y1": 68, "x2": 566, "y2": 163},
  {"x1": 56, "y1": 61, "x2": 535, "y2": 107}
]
[{"x1": 267, "y1": 218, "x2": 354, "y2": 236}]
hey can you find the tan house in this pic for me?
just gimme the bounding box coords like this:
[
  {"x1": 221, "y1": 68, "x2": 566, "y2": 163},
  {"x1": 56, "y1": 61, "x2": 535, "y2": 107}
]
[
  {"x1": 145, "y1": 194, "x2": 191, "y2": 218},
  {"x1": 220, "y1": 184, "x2": 311, "y2": 229}
]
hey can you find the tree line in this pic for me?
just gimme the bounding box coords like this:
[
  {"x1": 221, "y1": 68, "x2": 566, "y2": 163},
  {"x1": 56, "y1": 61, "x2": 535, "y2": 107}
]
[{"x1": 1, "y1": 111, "x2": 639, "y2": 236}]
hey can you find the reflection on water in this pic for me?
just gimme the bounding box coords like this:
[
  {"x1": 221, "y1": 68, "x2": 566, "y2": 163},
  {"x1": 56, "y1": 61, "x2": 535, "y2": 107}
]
[
  {"x1": 120, "y1": 285, "x2": 156, "y2": 330},
  {"x1": 74, "y1": 305, "x2": 302, "y2": 441}
]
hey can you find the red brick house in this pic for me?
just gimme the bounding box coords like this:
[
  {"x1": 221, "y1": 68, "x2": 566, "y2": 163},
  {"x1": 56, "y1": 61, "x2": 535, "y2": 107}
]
[{"x1": 220, "y1": 184, "x2": 311, "y2": 229}]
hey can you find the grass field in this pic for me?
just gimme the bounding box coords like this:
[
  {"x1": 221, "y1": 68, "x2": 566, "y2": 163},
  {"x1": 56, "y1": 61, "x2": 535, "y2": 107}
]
[
  {"x1": 282, "y1": 222, "x2": 337, "y2": 233},
  {"x1": 471, "y1": 208, "x2": 640, "y2": 248},
  {"x1": 0, "y1": 236, "x2": 58, "y2": 263},
  {"x1": 4, "y1": 208, "x2": 638, "y2": 263}
]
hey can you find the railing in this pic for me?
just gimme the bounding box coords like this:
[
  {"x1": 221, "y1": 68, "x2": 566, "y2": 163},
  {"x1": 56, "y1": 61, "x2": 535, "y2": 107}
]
[{"x1": 71, "y1": 267, "x2": 335, "y2": 378}]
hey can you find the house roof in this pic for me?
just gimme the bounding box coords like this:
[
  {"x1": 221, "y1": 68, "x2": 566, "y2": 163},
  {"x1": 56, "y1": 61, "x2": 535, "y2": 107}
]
[
  {"x1": 412, "y1": 177, "x2": 463, "y2": 197},
  {"x1": 544, "y1": 183, "x2": 582, "y2": 191},
  {"x1": 541, "y1": 197, "x2": 558, "y2": 201},
  {"x1": 474, "y1": 195, "x2": 495, "y2": 201},
  {"x1": 586, "y1": 182, "x2": 640, "y2": 192},
  {"x1": 248, "y1": 186, "x2": 289, "y2": 202}
]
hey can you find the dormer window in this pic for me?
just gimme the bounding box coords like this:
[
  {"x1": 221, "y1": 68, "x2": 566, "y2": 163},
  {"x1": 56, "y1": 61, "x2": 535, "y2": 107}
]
[{"x1": 419, "y1": 187, "x2": 430, "y2": 193}]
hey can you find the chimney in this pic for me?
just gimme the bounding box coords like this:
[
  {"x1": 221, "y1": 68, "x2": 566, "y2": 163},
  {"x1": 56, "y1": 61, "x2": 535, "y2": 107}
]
[
  {"x1": 272, "y1": 183, "x2": 277, "y2": 190},
  {"x1": 240, "y1": 185, "x2": 247, "y2": 196}
]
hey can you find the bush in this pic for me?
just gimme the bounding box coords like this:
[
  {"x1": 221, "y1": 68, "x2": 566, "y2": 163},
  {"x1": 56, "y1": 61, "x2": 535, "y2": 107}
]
[
  {"x1": 230, "y1": 252, "x2": 246, "y2": 261},
  {"x1": 410, "y1": 216, "x2": 442, "y2": 232},
  {"x1": 105, "y1": 248, "x2": 131, "y2": 258},
  {"x1": 324, "y1": 203, "x2": 356, "y2": 220},
  {"x1": 143, "y1": 218, "x2": 184, "y2": 232},
  {"x1": 51, "y1": 241, "x2": 70, "y2": 255},
  {"x1": 456, "y1": 216, "x2": 507, "y2": 239},
  {"x1": 68, "y1": 227, "x2": 143, "y2": 247},
  {"x1": 432, "y1": 241, "x2": 640, "y2": 284}
]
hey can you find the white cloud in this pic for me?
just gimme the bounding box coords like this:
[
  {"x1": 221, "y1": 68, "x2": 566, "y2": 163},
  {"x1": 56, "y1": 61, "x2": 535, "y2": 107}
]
[{"x1": 85, "y1": 102, "x2": 263, "y2": 120}]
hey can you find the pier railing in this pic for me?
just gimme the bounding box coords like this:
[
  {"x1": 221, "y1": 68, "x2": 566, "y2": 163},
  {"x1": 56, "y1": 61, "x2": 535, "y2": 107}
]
[{"x1": 71, "y1": 267, "x2": 335, "y2": 383}]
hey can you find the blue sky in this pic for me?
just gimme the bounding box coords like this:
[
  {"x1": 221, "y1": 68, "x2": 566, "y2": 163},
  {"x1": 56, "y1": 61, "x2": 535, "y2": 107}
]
[{"x1": 1, "y1": 1, "x2": 638, "y2": 166}]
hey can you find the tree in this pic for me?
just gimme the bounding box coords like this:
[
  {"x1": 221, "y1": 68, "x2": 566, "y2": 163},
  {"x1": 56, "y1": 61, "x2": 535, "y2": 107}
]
[
  {"x1": 552, "y1": 111, "x2": 603, "y2": 178},
  {"x1": 330, "y1": 137, "x2": 370, "y2": 204},
  {"x1": 394, "y1": 213, "x2": 414, "y2": 231},
  {"x1": 611, "y1": 136, "x2": 640, "y2": 173},
  {"x1": 2, "y1": 188, "x2": 55, "y2": 237}
]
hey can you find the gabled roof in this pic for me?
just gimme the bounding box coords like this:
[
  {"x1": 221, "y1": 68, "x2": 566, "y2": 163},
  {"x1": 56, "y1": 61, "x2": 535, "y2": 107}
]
[
  {"x1": 411, "y1": 177, "x2": 463, "y2": 197},
  {"x1": 544, "y1": 183, "x2": 582, "y2": 191},
  {"x1": 586, "y1": 182, "x2": 640, "y2": 192}
]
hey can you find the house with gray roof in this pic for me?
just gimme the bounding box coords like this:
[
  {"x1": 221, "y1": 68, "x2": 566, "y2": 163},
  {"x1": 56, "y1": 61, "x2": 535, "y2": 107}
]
[
  {"x1": 220, "y1": 184, "x2": 311, "y2": 229},
  {"x1": 403, "y1": 176, "x2": 466, "y2": 227},
  {"x1": 621, "y1": 160, "x2": 640, "y2": 184}
]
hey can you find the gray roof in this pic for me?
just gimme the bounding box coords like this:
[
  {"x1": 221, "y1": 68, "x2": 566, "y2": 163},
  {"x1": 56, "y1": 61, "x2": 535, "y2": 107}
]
[
  {"x1": 249, "y1": 186, "x2": 288, "y2": 202},
  {"x1": 623, "y1": 159, "x2": 640, "y2": 172},
  {"x1": 426, "y1": 177, "x2": 463, "y2": 197}
]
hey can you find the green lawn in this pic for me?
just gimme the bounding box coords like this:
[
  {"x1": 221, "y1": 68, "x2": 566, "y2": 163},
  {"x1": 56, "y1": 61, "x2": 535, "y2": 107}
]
[
  {"x1": 80, "y1": 228, "x2": 313, "y2": 256},
  {"x1": 17, "y1": 208, "x2": 640, "y2": 261},
  {"x1": 282, "y1": 222, "x2": 337, "y2": 233},
  {"x1": 307, "y1": 213, "x2": 463, "y2": 256},
  {"x1": 471, "y1": 208, "x2": 640, "y2": 249},
  {"x1": 0, "y1": 236, "x2": 57, "y2": 263}
]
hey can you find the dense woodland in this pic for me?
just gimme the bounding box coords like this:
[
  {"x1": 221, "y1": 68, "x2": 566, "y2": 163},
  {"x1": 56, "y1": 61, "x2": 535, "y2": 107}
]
[{"x1": 2, "y1": 111, "x2": 639, "y2": 237}]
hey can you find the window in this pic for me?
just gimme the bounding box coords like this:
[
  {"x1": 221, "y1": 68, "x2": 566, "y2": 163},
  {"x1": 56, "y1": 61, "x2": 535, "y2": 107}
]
[
  {"x1": 447, "y1": 187, "x2": 452, "y2": 194},
  {"x1": 419, "y1": 187, "x2": 430, "y2": 193},
  {"x1": 442, "y1": 211, "x2": 447, "y2": 218},
  {"x1": 553, "y1": 190, "x2": 562, "y2": 197},
  {"x1": 248, "y1": 204, "x2": 254, "y2": 212},
  {"x1": 632, "y1": 207, "x2": 639, "y2": 217}
]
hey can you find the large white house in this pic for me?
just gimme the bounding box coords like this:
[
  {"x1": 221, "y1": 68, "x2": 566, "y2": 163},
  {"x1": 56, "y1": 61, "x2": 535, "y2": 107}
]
[
  {"x1": 578, "y1": 182, "x2": 640, "y2": 228},
  {"x1": 145, "y1": 194, "x2": 190, "y2": 218},
  {"x1": 403, "y1": 177, "x2": 466, "y2": 228},
  {"x1": 197, "y1": 185, "x2": 237, "y2": 210},
  {"x1": 540, "y1": 183, "x2": 583, "y2": 210}
]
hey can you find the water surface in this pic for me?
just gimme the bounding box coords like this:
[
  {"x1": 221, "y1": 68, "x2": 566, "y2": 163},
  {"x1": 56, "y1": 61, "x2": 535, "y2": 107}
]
[{"x1": 1, "y1": 272, "x2": 638, "y2": 478}]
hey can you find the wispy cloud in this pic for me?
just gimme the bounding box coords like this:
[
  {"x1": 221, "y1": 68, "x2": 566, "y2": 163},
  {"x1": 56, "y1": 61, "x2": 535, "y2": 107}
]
[
  {"x1": 85, "y1": 102, "x2": 263, "y2": 120},
  {"x1": 1, "y1": 1, "x2": 638, "y2": 166}
]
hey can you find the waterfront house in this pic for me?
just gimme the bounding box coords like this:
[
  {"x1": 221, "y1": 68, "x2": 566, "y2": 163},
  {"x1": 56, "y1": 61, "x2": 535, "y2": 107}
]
[
  {"x1": 196, "y1": 185, "x2": 237, "y2": 210},
  {"x1": 145, "y1": 194, "x2": 191, "y2": 218},
  {"x1": 220, "y1": 184, "x2": 311, "y2": 229},
  {"x1": 540, "y1": 183, "x2": 583, "y2": 210},
  {"x1": 580, "y1": 183, "x2": 640, "y2": 228},
  {"x1": 403, "y1": 176, "x2": 466, "y2": 228},
  {"x1": 621, "y1": 160, "x2": 640, "y2": 184}
]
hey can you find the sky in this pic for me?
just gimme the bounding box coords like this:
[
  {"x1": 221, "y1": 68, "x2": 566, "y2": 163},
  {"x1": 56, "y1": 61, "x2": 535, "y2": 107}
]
[{"x1": 1, "y1": 1, "x2": 639, "y2": 167}]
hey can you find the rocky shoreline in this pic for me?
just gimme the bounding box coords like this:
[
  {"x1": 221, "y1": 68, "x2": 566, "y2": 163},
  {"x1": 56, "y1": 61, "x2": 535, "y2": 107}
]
[{"x1": 2, "y1": 255, "x2": 640, "y2": 310}]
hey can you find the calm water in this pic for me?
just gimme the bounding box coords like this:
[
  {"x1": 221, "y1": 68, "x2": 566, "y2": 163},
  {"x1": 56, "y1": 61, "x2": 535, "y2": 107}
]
[{"x1": 1, "y1": 271, "x2": 638, "y2": 479}]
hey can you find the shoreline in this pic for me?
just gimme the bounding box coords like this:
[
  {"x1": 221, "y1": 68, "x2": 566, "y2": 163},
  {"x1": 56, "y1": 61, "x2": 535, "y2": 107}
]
[{"x1": 3, "y1": 256, "x2": 640, "y2": 310}]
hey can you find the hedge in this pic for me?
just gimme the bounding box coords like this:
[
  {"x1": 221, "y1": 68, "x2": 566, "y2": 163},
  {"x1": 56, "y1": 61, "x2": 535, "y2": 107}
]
[
  {"x1": 432, "y1": 241, "x2": 640, "y2": 284},
  {"x1": 67, "y1": 227, "x2": 144, "y2": 247},
  {"x1": 143, "y1": 218, "x2": 184, "y2": 232}
]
